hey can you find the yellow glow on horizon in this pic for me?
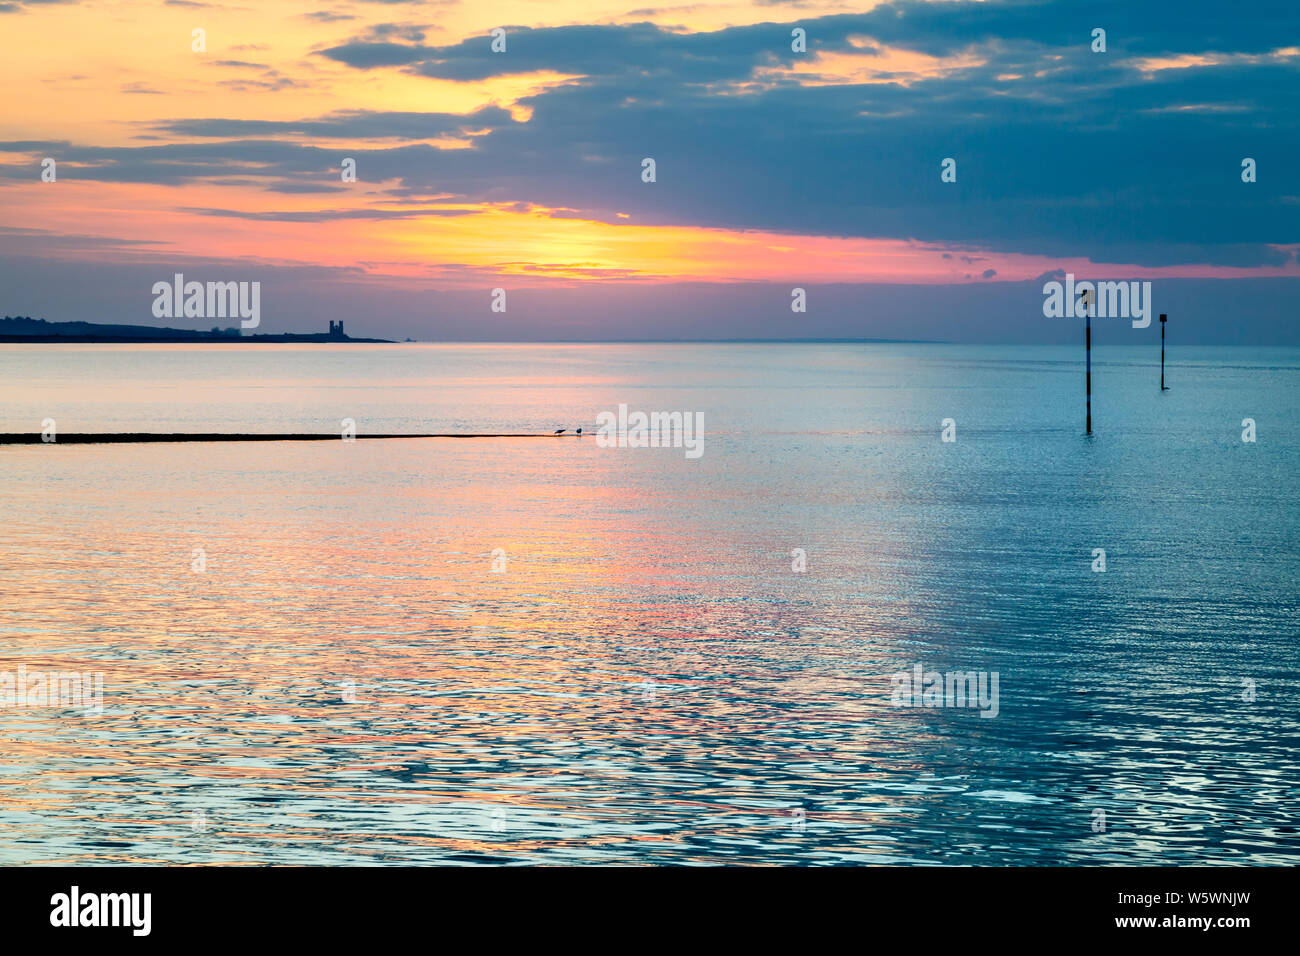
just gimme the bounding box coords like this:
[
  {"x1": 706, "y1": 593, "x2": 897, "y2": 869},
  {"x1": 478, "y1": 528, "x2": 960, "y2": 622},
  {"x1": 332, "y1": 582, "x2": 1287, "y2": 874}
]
[
  {"x1": 2, "y1": 0, "x2": 1293, "y2": 300},
  {"x1": 6, "y1": 179, "x2": 1296, "y2": 288}
]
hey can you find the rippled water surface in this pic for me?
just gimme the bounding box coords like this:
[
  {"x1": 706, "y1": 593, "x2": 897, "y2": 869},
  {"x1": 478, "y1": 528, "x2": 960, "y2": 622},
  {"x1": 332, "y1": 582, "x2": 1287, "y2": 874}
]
[{"x1": 1, "y1": 343, "x2": 1297, "y2": 865}]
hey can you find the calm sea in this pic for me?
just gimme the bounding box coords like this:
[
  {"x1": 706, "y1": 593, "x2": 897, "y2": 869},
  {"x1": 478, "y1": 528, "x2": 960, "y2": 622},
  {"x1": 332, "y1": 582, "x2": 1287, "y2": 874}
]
[{"x1": 1, "y1": 343, "x2": 1296, "y2": 865}]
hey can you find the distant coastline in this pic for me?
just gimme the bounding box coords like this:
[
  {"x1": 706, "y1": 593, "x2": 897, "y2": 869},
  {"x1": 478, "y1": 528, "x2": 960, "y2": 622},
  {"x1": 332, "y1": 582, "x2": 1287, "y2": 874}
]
[
  {"x1": 0, "y1": 316, "x2": 393, "y2": 343},
  {"x1": 1, "y1": 316, "x2": 955, "y2": 345}
]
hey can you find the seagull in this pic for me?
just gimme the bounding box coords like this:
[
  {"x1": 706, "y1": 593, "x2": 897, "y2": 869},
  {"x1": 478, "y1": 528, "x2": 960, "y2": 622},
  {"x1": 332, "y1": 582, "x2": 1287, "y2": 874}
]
[
  {"x1": 576, "y1": 427, "x2": 583, "y2": 435},
  {"x1": 554, "y1": 428, "x2": 565, "y2": 435}
]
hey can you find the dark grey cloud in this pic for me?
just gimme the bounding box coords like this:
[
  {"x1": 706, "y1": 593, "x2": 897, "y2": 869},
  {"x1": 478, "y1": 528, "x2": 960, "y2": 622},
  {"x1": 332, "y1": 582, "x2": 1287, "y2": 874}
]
[
  {"x1": 265, "y1": 182, "x2": 352, "y2": 194},
  {"x1": 2, "y1": 0, "x2": 80, "y2": 10},
  {"x1": 318, "y1": 41, "x2": 431, "y2": 68},
  {"x1": 319, "y1": 2, "x2": 1300, "y2": 79},
  {"x1": 177, "y1": 205, "x2": 475, "y2": 222},
  {"x1": 283, "y1": 1, "x2": 1300, "y2": 266},
  {"x1": 3, "y1": 0, "x2": 1296, "y2": 277},
  {"x1": 319, "y1": 20, "x2": 802, "y2": 80},
  {"x1": 155, "y1": 105, "x2": 514, "y2": 140}
]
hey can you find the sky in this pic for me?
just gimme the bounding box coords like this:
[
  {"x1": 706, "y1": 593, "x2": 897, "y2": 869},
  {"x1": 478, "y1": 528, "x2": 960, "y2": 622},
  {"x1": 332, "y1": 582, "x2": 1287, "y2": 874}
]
[{"x1": 1, "y1": 0, "x2": 1297, "y2": 342}]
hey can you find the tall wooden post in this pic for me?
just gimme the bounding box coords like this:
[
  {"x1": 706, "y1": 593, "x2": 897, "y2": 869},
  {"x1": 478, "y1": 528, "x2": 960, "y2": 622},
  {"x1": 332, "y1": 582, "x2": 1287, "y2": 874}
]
[
  {"x1": 1083, "y1": 290, "x2": 1092, "y2": 434},
  {"x1": 1160, "y1": 313, "x2": 1168, "y2": 390}
]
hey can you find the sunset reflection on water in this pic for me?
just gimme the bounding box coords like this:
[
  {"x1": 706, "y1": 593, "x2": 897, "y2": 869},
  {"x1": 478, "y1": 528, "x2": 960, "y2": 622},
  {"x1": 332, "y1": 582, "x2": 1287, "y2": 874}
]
[{"x1": 2, "y1": 345, "x2": 1297, "y2": 864}]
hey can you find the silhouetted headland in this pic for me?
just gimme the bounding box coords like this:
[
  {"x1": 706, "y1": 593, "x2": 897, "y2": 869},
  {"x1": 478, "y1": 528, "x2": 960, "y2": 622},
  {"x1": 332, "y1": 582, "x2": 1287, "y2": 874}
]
[{"x1": 0, "y1": 317, "x2": 392, "y2": 343}]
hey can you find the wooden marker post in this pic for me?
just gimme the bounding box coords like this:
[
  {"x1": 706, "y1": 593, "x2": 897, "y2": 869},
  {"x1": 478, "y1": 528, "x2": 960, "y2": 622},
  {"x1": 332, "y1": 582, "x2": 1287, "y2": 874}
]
[
  {"x1": 1082, "y1": 289, "x2": 1093, "y2": 434},
  {"x1": 1160, "y1": 313, "x2": 1168, "y2": 390}
]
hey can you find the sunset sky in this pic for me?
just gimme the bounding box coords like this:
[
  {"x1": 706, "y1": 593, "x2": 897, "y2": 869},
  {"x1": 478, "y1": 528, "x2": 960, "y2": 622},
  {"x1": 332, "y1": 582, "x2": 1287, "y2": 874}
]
[{"x1": 2, "y1": 0, "x2": 1297, "y2": 341}]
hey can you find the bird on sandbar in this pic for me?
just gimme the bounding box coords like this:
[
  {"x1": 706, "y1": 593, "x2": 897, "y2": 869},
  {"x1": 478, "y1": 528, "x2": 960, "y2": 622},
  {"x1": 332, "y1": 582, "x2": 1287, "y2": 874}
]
[
  {"x1": 576, "y1": 427, "x2": 583, "y2": 435},
  {"x1": 554, "y1": 428, "x2": 565, "y2": 435}
]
